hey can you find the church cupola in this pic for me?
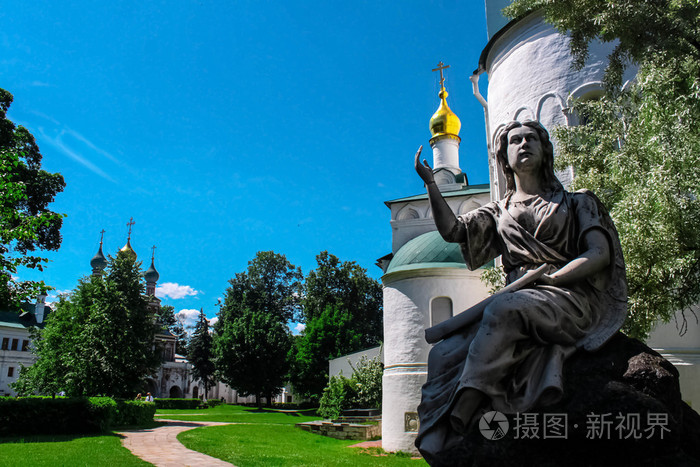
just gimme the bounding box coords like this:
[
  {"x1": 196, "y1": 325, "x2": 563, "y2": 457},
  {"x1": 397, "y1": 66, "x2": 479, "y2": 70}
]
[
  {"x1": 119, "y1": 217, "x2": 137, "y2": 259},
  {"x1": 145, "y1": 245, "x2": 160, "y2": 296},
  {"x1": 428, "y1": 62, "x2": 465, "y2": 190},
  {"x1": 90, "y1": 229, "x2": 108, "y2": 276}
]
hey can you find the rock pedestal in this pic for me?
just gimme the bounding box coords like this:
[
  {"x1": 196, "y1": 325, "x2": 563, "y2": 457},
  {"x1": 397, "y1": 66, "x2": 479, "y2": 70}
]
[{"x1": 431, "y1": 333, "x2": 700, "y2": 466}]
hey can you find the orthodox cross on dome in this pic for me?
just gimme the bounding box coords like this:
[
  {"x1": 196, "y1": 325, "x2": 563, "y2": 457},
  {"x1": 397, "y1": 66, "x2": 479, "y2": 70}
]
[
  {"x1": 151, "y1": 245, "x2": 156, "y2": 261},
  {"x1": 99, "y1": 229, "x2": 105, "y2": 245},
  {"x1": 126, "y1": 217, "x2": 135, "y2": 240},
  {"x1": 432, "y1": 61, "x2": 450, "y2": 89}
]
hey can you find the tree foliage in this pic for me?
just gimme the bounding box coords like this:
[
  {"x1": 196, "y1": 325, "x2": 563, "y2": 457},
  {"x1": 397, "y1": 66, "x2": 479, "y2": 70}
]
[
  {"x1": 0, "y1": 88, "x2": 65, "y2": 308},
  {"x1": 188, "y1": 308, "x2": 215, "y2": 399},
  {"x1": 157, "y1": 305, "x2": 189, "y2": 354},
  {"x1": 214, "y1": 251, "x2": 299, "y2": 406},
  {"x1": 218, "y1": 251, "x2": 302, "y2": 324},
  {"x1": 214, "y1": 306, "x2": 290, "y2": 407},
  {"x1": 290, "y1": 305, "x2": 363, "y2": 401},
  {"x1": 289, "y1": 251, "x2": 383, "y2": 401},
  {"x1": 302, "y1": 251, "x2": 382, "y2": 347},
  {"x1": 503, "y1": 0, "x2": 700, "y2": 338},
  {"x1": 14, "y1": 252, "x2": 161, "y2": 397}
]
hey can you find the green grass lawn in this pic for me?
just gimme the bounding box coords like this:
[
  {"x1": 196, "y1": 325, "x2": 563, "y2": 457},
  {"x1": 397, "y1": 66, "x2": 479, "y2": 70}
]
[
  {"x1": 0, "y1": 433, "x2": 150, "y2": 467},
  {"x1": 162, "y1": 405, "x2": 427, "y2": 466}
]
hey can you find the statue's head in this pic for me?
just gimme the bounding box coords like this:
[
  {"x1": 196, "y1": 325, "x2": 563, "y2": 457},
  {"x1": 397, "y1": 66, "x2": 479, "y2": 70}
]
[{"x1": 494, "y1": 120, "x2": 561, "y2": 195}]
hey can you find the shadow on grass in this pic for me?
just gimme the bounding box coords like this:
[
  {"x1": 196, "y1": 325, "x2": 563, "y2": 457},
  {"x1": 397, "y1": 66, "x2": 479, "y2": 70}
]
[
  {"x1": 0, "y1": 432, "x2": 121, "y2": 444},
  {"x1": 0, "y1": 420, "x2": 167, "y2": 443}
]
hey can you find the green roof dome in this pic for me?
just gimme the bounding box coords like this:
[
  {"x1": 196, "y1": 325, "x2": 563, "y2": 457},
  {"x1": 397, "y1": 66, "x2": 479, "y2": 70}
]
[{"x1": 386, "y1": 230, "x2": 467, "y2": 274}]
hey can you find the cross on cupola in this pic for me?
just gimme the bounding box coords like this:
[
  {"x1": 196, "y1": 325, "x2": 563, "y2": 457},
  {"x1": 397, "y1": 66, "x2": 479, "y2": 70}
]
[
  {"x1": 432, "y1": 61, "x2": 450, "y2": 90},
  {"x1": 126, "y1": 217, "x2": 135, "y2": 240},
  {"x1": 120, "y1": 217, "x2": 137, "y2": 259}
]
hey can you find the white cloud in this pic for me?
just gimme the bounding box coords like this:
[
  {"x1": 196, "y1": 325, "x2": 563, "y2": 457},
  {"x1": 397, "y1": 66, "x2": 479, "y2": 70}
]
[
  {"x1": 208, "y1": 316, "x2": 219, "y2": 327},
  {"x1": 292, "y1": 322, "x2": 305, "y2": 335},
  {"x1": 156, "y1": 282, "x2": 200, "y2": 299}
]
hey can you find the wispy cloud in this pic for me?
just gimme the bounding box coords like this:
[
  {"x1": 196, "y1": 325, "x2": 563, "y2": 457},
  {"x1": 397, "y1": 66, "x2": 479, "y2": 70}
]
[
  {"x1": 156, "y1": 282, "x2": 200, "y2": 299},
  {"x1": 36, "y1": 127, "x2": 116, "y2": 182},
  {"x1": 30, "y1": 80, "x2": 52, "y2": 87},
  {"x1": 26, "y1": 112, "x2": 133, "y2": 181}
]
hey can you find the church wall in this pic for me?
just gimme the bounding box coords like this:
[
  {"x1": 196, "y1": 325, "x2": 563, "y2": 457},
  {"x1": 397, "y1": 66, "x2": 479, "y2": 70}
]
[
  {"x1": 381, "y1": 268, "x2": 490, "y2": 453},
  {"x1": 482, "y1": 13, "x2": 636, "y2": 199}
]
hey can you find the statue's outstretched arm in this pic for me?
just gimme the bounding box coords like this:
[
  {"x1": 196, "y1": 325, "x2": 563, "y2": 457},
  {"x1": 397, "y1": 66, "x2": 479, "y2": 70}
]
[{"x1": 414, "y1": 146, "x2": 464, "y2": 242}]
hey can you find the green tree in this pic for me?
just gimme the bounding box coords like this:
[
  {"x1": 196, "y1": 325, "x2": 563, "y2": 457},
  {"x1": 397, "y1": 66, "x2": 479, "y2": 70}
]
[
  {"x1": 290, "y1": 251, "x2": 382, "y2": 401},
  {"x1": 214, "y1": 307, "x2": 290, "y2": 408},
  {"x1": 302, "y1": 251, "x2": 382, "y2": 347},
  {"x1": 290, "y1": 304, "x2": 363, "y2": 401},
  {"x1": 157, "y1": 305, "x2": 189, "y2": 354},
  {"x1": 14, "y1": 251, "x2": 161, "y2": 397},
  {"x1": 188, "y1": 308, "x2": 215, "y2": 399},
  {"x1": 502, "y1": 0, "x2": 700, "y2": 338},
  {"x1": 0, "y1": 88, "x2": 65, "y2": 308},
  {"x1": 214, "y1": 251, "x2": 299, "y2": 407},
  {"x1": 217, "y1": 251, "x2": 302, "y2": 325}
]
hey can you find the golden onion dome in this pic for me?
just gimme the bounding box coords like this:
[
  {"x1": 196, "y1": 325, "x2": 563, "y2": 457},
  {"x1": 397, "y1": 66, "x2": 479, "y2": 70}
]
[
  {"x1": 429, "y1": 87, "x2": 461, "y2": 138},
  {"x1": 120, "y1": 239, "x2": 137, "y2": 259}
]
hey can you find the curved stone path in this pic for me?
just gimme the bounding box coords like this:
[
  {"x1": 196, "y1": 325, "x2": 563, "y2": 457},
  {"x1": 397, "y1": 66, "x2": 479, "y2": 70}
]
[{"x1": 117, "y1": 419, "x2": 234, "y2": 466}]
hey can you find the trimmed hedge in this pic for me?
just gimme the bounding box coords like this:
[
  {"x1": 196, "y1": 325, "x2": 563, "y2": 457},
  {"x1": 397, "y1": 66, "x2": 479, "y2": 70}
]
[
  {"x1": 0, "y1": 397, "x2": 155, "y2": 436},
  {"x1": 154, "y1": 398, "x2": 202, "y2": 410},
  {"x1": 115, "y1": 400, "x2": 156, "y2": 426}
]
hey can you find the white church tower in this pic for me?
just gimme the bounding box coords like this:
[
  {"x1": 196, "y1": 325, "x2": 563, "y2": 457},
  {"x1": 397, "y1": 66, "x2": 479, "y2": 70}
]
[{"x1": 379, "y1": 64, "x2": 490, "y2": 454}]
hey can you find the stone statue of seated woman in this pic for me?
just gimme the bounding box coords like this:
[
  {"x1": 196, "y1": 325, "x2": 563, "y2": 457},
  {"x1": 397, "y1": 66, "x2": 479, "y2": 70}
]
[{"x1": 413, "y1": 120, "x2": 627, "y2": 463}]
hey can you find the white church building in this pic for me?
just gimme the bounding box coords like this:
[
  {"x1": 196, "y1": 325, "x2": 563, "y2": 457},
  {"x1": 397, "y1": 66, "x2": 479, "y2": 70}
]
[{"x1": 370, "y1": 1, "x2": 700, "y2": 454}]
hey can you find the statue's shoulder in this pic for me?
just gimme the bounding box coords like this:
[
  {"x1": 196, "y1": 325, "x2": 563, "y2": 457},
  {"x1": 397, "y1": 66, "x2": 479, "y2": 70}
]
[{"x1": 572, "y1": 189, "x2": 610, "y2": 217}]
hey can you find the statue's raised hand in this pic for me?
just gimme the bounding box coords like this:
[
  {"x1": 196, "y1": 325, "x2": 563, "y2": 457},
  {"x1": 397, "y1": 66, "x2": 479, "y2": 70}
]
[{"x1": 414, "y1": 146, "x2": 435, "y2": 185}]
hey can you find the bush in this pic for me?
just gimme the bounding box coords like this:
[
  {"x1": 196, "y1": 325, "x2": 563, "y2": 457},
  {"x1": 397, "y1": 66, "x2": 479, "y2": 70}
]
[
  {"x1": 318, "y1": 356, "x2": 383, "y2": 420},
  {"x1": 153, "y1": 398, "x2": 202, "y2": 410},
  {"x1": 0, "y1": 397, "x2": 118, "y2": 436},
  {"x1": 114, "y1": 400, "x2": 155, "y2": 426},
  {"x1": 318, "y1": 375, "x2": 355, "y2": 420}
]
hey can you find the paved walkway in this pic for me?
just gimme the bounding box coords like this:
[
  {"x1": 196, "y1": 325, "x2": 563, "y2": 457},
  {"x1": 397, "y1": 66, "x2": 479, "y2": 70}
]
[{"x1": 117, "y1": 419, "x2": 234, "y2": 467}]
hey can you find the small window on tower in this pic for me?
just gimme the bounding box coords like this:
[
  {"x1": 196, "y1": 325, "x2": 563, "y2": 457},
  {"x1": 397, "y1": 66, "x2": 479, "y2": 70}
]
[
  {"x1": 22, "y1": 340, "x2": 29, "y2": 351},
  {"x1": 431, "y1": 297, "x2": 453, "y2": 327},
  {"x1": 1, "y1": 338, "x2": 8, "y2": 350},
  {"x1": 10, "y1": 339, "x2": 18, "y2": 351},
  {"x1": 7, "y1": 367, "x2": 14, "y2": 378}
]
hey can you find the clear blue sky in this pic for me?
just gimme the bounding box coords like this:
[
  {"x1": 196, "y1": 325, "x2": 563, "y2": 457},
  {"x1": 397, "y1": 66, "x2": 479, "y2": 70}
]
[{"x1": 2, "y1": 0, "x2": 491, "y2": 328}]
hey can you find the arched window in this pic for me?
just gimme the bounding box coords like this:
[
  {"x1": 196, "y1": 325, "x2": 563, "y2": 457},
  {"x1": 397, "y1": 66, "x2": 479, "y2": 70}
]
[{"x1": 431, "y1": 297, "x2": 453, "y2": 327}]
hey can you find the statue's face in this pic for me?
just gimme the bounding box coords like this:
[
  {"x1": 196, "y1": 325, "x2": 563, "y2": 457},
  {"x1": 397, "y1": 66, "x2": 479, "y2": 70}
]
[{"x1": 506, "y1": 126, "x2": 544, "y2": 176}]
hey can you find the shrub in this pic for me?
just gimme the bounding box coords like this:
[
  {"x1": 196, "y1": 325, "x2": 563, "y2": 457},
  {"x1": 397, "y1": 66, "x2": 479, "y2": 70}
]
[
  {"x1": 114, "y1": 400, "x2": 156, "y2": 426},
  {"x1": 318, "y1": 375, "x2": 355, "y2": 420},
  {"x1": 348, "y1": 356, "x2": 382, "y2": 409},
  {"x1": 0, "y1": 397, "x2": 118, "y2": 435},
  {"x1": 153, "y1": 398, "x2": 202, "y2": 410},
  {"x1": 318, "y1": 356, "x2": 383, "y2": 420}
]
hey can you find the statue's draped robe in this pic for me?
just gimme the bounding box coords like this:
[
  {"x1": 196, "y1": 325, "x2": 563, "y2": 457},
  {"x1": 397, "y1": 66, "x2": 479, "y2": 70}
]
[{"x1": 415, "y1": 190, "x2": 626, "y2": 461}]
